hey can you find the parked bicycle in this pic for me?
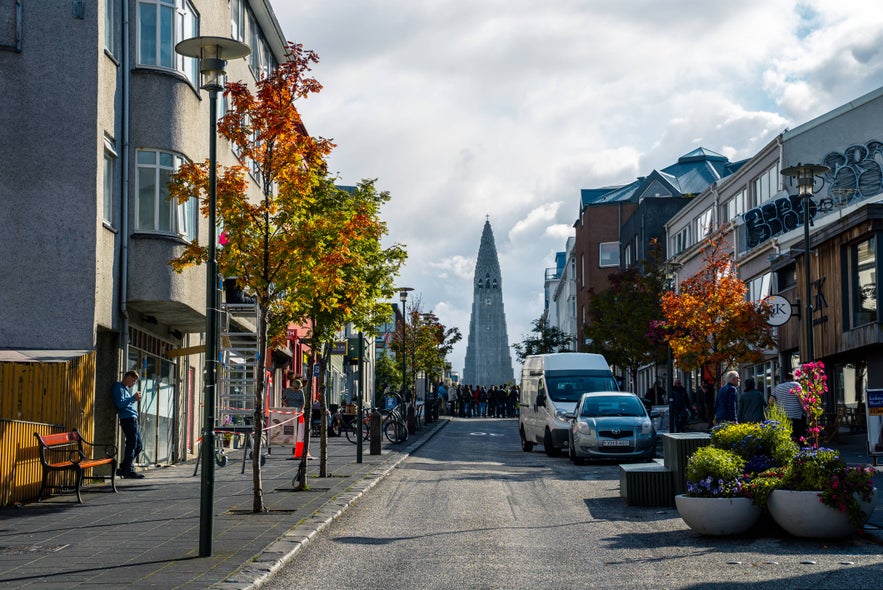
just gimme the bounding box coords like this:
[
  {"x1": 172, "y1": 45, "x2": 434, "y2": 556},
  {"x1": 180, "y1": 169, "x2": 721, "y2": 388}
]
[{"x1": 341, "y1": 404, "x2": 409, "y2": 444}]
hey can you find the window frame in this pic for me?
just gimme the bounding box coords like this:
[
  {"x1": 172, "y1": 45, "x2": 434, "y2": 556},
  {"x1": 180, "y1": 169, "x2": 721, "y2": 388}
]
[
  {"x1": 103, "y1": 137, "x2": 118, "y2": 226},
  {"x1": 848, "y1": 236, "x2": 878, "y2": 328},
  {"x1": 598, "y1": 241, "x2": 620, "y2": 268},
  {"x1": 135, "y1": 148, "x2": 197, "y2": 241},
  {"x1": 137, "y1": 0, "x2": 200, "y2": 86}
]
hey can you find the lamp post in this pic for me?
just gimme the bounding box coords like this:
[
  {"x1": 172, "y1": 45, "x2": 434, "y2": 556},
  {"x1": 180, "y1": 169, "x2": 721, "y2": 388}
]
[
  {"x1": 781, "y1": 163, "x2": 830, "y2": 364},
  {"x1": 398, "y1": 288, "x2": 413, "y2": 422},
  {"x1": 175, "y1": 36, "x2": 250, "y2": 559}
]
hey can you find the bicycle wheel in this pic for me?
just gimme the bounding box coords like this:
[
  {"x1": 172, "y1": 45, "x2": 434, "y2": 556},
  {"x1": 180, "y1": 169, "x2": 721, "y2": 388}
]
[
  {"x1": 384, "y1": 419, "x2": 408, "y2": 443},
  {"x1": 344, "y1": 419, "x2": 359, "y2": 444}
]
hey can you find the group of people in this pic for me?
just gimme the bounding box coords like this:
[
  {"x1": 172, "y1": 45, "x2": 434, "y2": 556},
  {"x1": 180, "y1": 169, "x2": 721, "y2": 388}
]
[
  {"x1": 714, "y1": 370, "x2": 806, "y2": 438},
  {"x1": 447, "y1": 384, "x2": 520, "y2": 418}
]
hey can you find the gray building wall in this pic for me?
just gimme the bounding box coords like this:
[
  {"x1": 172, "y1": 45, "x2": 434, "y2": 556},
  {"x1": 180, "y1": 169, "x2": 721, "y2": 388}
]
[{"x1": 0, "y1": 1, "x2": 290, "y2": 464}]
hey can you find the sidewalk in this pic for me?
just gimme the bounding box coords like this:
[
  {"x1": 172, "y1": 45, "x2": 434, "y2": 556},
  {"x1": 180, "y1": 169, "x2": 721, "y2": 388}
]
[{"x1": 0, "y1": 419, "x2": 449, "y2": 589}]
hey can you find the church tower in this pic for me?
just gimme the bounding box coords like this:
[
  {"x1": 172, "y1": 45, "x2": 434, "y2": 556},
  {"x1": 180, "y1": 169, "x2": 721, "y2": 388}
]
[{"x1": 463, "y1": 219, "x2": 514, "y2": 385}]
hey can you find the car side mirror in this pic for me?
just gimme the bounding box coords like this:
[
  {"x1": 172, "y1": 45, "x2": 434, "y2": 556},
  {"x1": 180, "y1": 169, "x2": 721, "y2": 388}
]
[
  {"x1": 563, "y1": 411, "x2": 575, "y2": 420},
  {"x1": 536, "y1": 392, "x2": 546, "y2": 407}
]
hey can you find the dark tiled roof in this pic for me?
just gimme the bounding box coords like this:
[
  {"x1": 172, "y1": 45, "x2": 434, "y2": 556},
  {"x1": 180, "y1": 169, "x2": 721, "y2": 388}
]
[{"x1": 579, "y1": 147, "x2": 744, "y2": 211}]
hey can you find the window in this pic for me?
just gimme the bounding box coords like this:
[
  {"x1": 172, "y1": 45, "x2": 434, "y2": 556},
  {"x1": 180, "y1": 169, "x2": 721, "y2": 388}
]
[
  {"x1": 138, "y1": 0, "x2": 199, "y2": 85},
  {"x1": 754, "y1": 162, "x2": 780, "y2": 205},
  {"x1": 725, "y1": 188, "x2": 748, "y2": 221},
  {"x1": 777, "y1": 264, "x2": 796, "y2": 291},
  {"x1": 673, "y1": 226, "x2": 689, "y2": 255},
  {"x1": 136, "y1": 149, "x2": 196, "y2": 240},
  {"x1": 231, "y1": 0, "x2": 245, "y2": 41},
  {"x1": 105, "y1": 0, "x2": 115, "y2": 53},
  {"x1": 747, "y1": 273, "x2": 771, "y2": 302},
  {"x1": 694, "y1": 207, "x2": 713, "y2": 239},
  {"x1": 599, "y1": 242, "x2": 619, "y2": 268},
  {"x1": 850, "y1": 237, "x2": 877, "y2": 327},
  {"x1": 103, "y1": 137, "x2": 118, "y2": 225},
  {"x1": 247, "y1": 10, "x2": 275, "y2": 80}
]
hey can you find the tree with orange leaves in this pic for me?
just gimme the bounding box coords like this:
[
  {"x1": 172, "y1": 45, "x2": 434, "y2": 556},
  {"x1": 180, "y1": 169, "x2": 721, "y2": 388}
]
[
  {"x1": 169, "y1": 44, "x2": 334, "y2": 512},
  {"x1": 660, "y1": 237, "x2": 774, "y2": 383}
]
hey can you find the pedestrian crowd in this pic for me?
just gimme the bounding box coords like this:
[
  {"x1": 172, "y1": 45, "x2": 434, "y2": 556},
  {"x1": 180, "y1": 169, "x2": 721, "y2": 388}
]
[{"x1": 444, "y1": 384, "x2": 520, "y2": 418}]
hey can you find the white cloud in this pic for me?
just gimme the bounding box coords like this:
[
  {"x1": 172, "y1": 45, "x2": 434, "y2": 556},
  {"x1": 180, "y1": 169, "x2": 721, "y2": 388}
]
[{"x1": 273, "y1": 0, "x2": 883, "y2": 376}]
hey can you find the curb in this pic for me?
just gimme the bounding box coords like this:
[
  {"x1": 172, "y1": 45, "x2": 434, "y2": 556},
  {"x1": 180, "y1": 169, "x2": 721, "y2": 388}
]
[{"x1": 214, "y1": 419, "x2": 450, "y2": 589}]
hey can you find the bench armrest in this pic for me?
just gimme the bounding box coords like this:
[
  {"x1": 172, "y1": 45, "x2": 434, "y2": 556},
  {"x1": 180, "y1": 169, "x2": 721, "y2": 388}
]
[{"x1": 80, "y1": 437, "x2": 118, "y2": 458}]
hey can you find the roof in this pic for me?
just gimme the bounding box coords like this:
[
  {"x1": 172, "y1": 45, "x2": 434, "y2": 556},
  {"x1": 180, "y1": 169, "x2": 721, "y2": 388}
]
[
  {"x1": 579, "y1": 148, "x2": 747, "y2": 211},
  {"x1": 0, "y1": 349, "x2": 92, "y2": 363}
]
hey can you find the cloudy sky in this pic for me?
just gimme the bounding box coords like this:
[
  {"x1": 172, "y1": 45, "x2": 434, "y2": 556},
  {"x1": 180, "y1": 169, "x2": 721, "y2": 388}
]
[{"x1": 271, "y1": 1, "x2": 883, "y2": 378}]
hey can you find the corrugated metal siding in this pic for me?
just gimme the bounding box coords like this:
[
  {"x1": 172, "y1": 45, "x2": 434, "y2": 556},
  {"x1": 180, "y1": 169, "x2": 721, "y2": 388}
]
[
  {"x1": 0, "y1": 419, "x2": 65, "y2": 505},
  {"x1": 0, "y1": 351, "x2": 96, "y2": 505}
]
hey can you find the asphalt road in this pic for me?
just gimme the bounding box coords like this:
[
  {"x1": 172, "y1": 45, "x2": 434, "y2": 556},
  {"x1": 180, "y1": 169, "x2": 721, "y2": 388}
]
[{"x1": 259, "y1": 418, "x2": 883, "y2": 590}]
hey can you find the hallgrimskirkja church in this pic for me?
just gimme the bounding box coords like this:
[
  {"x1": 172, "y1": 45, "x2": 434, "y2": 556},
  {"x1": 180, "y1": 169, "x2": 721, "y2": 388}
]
[{"x1": 462, "y1": 219, "x2": 514, "y2": 385}]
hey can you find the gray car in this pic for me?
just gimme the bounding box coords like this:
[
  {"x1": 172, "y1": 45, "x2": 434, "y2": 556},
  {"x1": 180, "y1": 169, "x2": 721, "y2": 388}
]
[{"x1": 566, "y1": 391, "x2": 657, "y2": 464}]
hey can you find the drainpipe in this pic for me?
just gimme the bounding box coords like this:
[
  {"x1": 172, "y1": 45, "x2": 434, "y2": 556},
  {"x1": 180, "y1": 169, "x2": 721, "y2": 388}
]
[{"x1": 119, "y1": 0, "x2": 131, "y2": 363}]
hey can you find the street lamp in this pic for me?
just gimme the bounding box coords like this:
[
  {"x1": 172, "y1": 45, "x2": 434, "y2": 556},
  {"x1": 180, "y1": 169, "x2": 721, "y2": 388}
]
[
  {"x1": 781, "y1": 163, "x2": 830, "y2": 365},
  {"x1": 398, "y1": 288, "x2": 413, "y2": 428},
  {"x1": 175, "y1": 36, "x2": 250, "y2": 559}
]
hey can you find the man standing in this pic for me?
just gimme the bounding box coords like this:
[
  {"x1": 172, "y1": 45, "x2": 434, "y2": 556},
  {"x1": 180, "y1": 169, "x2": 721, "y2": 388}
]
[
  {"x1": 715, "y1": 371, "x2": 740, "y2": 424},
  {"x1": 770, "y1": 371, "x2": 805, "y2": 440},
  {"x1": 737, "y1": 377, "x2": 767, "y2": 423},
  {"x1": 112, "y1": 370, "x2": 145, "y2": 479}
]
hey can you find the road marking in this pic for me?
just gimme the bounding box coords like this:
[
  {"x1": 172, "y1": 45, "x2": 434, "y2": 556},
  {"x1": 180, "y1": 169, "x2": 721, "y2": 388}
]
[{"x1": 469, "y1": 432, "x2": 504, "y2": 436}]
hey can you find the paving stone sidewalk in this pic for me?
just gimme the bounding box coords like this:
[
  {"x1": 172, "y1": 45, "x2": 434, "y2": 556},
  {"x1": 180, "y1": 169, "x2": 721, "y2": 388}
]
[{"x1": 0, "y1": 419, "x2": 448, "y2": 589}]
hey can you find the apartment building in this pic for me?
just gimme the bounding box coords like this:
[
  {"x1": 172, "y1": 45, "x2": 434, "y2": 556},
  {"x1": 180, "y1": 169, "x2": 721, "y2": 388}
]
[{"x1": 0, "y1": 0, "x2": 289, "y2": 468}]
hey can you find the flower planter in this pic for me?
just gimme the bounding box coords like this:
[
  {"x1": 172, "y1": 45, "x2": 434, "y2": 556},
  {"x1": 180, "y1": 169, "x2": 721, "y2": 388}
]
[
  {"x1": 767, "y1": 489, "x2": 876, "y2": 538},
  {"x1": 675, "y1": 494, "x2": 762, "y2": 536}
]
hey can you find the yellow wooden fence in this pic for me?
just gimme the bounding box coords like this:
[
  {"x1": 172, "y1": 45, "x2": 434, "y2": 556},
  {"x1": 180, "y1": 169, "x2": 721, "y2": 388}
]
[{"x1": 0, "y1": 351, "x2": 97, "y2": 505}]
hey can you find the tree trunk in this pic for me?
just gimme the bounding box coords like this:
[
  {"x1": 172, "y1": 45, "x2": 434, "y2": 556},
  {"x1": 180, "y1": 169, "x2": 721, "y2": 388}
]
[
  {"x1": 252, "y1": 306, "x2": 268, "y2": 512},
  {"x1": 318, "y1": 343, "x2": 330, "y2": 478}
]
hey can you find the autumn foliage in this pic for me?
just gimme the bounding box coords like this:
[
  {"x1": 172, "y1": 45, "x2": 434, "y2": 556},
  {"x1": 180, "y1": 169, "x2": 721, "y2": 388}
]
[{"x1": 659, "y1": 237, "x2": 774, "y2": 377}]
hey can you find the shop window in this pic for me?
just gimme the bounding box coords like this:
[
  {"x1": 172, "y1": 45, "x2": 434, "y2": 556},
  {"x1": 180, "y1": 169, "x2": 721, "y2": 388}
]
[{"x1": 849, "y1": 236, "x2": 877, "y2": 327}]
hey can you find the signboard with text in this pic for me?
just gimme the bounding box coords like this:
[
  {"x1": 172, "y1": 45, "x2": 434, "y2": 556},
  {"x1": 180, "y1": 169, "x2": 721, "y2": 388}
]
[{"x1": 866, "y1": 389, "x2": 883, "y2": 456}]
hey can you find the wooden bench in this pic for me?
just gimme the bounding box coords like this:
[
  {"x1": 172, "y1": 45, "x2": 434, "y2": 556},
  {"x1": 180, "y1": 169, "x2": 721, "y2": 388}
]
[{"x1": 34, "y1": 429, "x2": 118, "y2": 503}]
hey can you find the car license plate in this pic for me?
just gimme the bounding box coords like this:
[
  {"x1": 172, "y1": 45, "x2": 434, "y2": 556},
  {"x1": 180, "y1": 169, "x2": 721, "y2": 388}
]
[{"x1": 601, "y1": 440, "x2": 630, "y2": 447}]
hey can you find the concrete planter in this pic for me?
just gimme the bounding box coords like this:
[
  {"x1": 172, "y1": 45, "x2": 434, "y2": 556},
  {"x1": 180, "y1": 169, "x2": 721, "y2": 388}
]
[
  {"x1": 767, "y1": 489, "x2": 875, "y2": 538},
  {"x1": 675, "y1": 494, "x2": 762, "y2": 536}
]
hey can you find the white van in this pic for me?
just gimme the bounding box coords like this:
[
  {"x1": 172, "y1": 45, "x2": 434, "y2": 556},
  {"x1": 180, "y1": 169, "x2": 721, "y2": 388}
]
[{"x1": 519, "y1": 353, "x2": 618, "y2": 456}]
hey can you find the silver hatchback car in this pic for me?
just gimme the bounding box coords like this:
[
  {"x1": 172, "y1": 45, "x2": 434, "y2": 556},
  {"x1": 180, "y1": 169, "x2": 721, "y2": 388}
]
[{"x1": 566, "y1": 391, "x2": 657, "y2": 463}]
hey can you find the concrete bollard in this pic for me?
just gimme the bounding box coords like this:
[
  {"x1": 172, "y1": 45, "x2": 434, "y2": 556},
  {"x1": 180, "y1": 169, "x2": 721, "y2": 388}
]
[{"x1": 370, "y1": 408, "x2": 382, "y2": 455}]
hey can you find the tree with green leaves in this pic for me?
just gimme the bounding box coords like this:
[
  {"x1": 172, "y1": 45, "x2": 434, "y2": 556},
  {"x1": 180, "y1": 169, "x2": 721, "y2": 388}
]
[
  {"x1": 512, "y1": 315, "x2": 574, "y2": 363},
  {"x1": 168, "y1": 43, "x2": 332, "y2": 513},
  {"x1": 282, "y1": 175, "x2": 406, "y2": 486},
  {"x1": 582, "y1": 254, "x2": 669, "y2": 389}
]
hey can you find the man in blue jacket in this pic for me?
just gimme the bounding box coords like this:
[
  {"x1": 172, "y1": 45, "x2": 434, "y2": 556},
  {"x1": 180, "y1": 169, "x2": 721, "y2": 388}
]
[
  {"x1": 112, "y1": 370, "x2": 145, "y2": 478},
  {"x1": 715, "y1": 371, "x2": 740, "y2": 424}
]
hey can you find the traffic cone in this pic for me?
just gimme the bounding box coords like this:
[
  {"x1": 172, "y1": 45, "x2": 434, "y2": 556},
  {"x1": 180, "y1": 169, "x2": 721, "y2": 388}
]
[{"x1": 292, "y1": 412, "x2": 305, "y2": 459}]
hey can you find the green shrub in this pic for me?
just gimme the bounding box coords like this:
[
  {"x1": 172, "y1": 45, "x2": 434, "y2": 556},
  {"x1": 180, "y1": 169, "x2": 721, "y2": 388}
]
[
  {"x1": 684, "y1": 446, "x2": 746, "y2": 497},
  {"x1": 709, "y1": 413, "x2": 796, "y2": 472}
]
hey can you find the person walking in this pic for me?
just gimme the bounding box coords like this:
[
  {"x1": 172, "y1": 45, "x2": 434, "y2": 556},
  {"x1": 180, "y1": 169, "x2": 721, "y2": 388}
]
[
  {"x1": 770, "y1": 371, "x2": 806, "y2": 440},
  {"x1": 737, "y1": 377, "x2": 767, "y2": 423},
  {"x1": 672, "y1": 379, "x2": 690, "y2": 432},
  {"x1": 112, "y1": 370, "x2": 145, "y2": 479},
  {"x1": 715, "y1": 371, "x2": 740, "y2": 424}
]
